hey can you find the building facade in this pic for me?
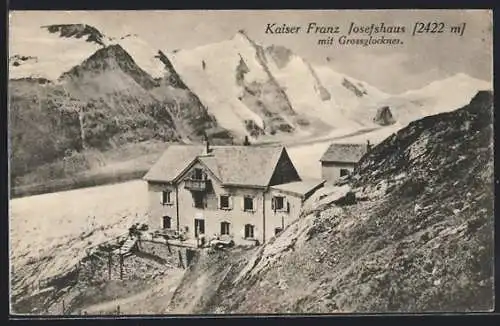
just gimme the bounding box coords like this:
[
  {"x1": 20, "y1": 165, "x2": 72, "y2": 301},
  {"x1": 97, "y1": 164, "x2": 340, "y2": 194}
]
[
  {"x1": 320, "y1": 142, "x2": 370, "y2": 184},
  {"x1": 144, "y1": 142, "x2": 325, "y2": 246}
]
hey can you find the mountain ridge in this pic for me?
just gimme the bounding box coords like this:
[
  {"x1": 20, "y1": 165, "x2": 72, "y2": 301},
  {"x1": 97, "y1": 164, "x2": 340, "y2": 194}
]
[
  {"x1": 370, "y1": 73, "x2": 492, "y2": 126},
  {"x1": 42, "y1": 24, "x2": 107, "y2": 47},
  {"x1": 60, "y1": 44, "x2": 160, "y2": 90},
  {"x1": 167, "y1": 30, "x2": 392, "y2": 137},
  {"x1": 10, "y1": 23, "x2": 490, "y2": 137},
  {"x1": 9, "y1": 23, "x2": 492, "y2": 193}
]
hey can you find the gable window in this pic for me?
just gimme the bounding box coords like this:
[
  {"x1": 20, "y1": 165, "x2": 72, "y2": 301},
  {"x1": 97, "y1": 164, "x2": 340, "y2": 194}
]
[
  {"x1": 193, "y1": 191, "x2": 205, "y2": 209},
  {"x1": 244, "y1": 224, "x2": 255, "y2": 239},
  {"x1": 161, "y1": 191, "x2": 172, "y2": 205},
  {"x1": 340, "y1": 168, "x2": 350, "y2": 177},
  {"x1": 219, "y1": 195, "x2": 232, "y2": 210},
  {"x1": 193, "y1": 168, "x2": 204, "y2": 180},
  {"x1": 221, "y1": 222, "x2": 231, "y2": 235},
  {"x1": 162, "y1": 216, "x2": 171, "y2": 229},
  {"x1": 243, "y1": 196, "x2": 254, "y2": 212}
]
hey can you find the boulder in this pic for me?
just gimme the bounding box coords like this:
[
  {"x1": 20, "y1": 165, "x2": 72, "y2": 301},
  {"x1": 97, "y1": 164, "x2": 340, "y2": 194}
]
[{"x1": 373, "y1": 106, "x2": 396, "y2": 126}]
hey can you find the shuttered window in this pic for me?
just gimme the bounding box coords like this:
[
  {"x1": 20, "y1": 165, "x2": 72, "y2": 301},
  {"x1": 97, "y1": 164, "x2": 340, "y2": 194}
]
[
  {"x1": 272, "y1": 196, "x2": 288, "y2": 212},
  {"x1": 273, "y1": 196, "x2": 284, "y2": 210},
  {"x1": 243, "y1": 196, "x2": 254, "y2": 212},
  {"x1": 219, "y1": 195, "x2": 232, "y2": 210}
]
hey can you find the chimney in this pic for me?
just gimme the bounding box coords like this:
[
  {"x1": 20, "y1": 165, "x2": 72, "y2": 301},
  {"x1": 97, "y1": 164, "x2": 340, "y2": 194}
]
[
  {"x1": 243, "y1": 135, "x2": 251, "y2": 146},
  {"x1": 203, "y1": 133, "x2": 211, "y2": 155},
  {"x1": 366, "y1": 140, "x2": 372, "y2": 152}
]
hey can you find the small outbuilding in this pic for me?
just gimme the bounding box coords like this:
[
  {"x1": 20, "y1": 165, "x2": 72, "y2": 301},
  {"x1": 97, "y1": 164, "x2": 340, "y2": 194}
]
[{"x1": 319, "y1": 141, "x2": 371, "y2": 183}]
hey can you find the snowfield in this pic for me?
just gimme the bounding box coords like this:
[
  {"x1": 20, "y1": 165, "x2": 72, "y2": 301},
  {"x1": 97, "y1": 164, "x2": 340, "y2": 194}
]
[
  {"x1": 9, "y1": 27, "x2": 101, "y2": 80},
  {"x1": 10, "y1": 180, "x2": 149, "y2": 289},
  {"x1": 168, "y1": 32, "x2": 389, "y2": 136},
  {"x1": 375, "y1": 73, "x2": 493, "y2": 125},
  {"x1": 9, "y1": 27, "x2": 165, "y2": 80},
  {"x1": 169, "y1": 33, "x2": 269, "y2": 135},
  {"x1": 118, "y1": 35, "x2": 167, "y2": 79}
]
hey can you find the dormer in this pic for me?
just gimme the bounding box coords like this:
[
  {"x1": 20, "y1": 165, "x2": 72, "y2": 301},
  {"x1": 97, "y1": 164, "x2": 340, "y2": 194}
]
[{"x1": 184, "y1": 166, "x2": 209, "y2": 192}]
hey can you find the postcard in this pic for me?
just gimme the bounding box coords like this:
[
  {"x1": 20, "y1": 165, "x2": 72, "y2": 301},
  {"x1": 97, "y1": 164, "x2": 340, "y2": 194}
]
[{"x1": 8, "y1": 9, "x2": 494, "y2": 315}]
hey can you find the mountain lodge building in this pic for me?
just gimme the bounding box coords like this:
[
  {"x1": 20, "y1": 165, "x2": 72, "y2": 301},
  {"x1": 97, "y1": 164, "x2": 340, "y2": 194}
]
[
  {"x1": 320, "y1": 141, "x2": 371, "y2": 183},
  {"x1": 143, "y1": 140, "x2": 325, "y2": 246}
]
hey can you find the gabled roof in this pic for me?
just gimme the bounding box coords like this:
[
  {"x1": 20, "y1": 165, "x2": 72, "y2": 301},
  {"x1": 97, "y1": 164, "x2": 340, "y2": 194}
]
[
  {"x1": 143, "y1": 144, "x2": 290, "y2": 187},
  {"x1": 271, "y1": 179, "x2": 326, "y2": 199},
  {"x1": 143, "y1": 145, "x2": 206, "y2": 183},
  {"x1": 320, "y1": 143, "x2": 368, "y2": 163}
]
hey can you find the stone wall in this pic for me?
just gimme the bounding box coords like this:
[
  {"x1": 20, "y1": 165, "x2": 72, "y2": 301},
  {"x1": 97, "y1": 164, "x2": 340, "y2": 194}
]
[{"x1": 78, "y1": 241, "x2": 189, "y2": 285}]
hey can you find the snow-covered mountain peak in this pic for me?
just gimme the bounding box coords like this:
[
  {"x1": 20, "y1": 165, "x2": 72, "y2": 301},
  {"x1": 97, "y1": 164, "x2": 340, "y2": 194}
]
[
  {"x1": 402, "y1": 72, "x2": 491, "y2": 97},
  {"x1": 10, "y1": 24, "x2": 166, "y2": 80},
  {"x1": 9, "y1": 24, "x2": 103, "y2": 80},
  {"x1": 370, "y1": 72, "x2": 493, "y2": 126},
  {"x1": 111, "y1": 33, "x2": 166, "y2": 79},
  {"x1": 165, "y1": 33, "x2": 395, "y2": 137},
  {"x1": 41, "y1": 24, "x2": 107, "y2": 47}
]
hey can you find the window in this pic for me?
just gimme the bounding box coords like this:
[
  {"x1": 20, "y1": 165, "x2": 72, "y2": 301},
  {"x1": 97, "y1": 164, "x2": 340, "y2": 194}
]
[
  {"x1": 221, "y1": 222, "x2": 230, "y2": 235},
  {"x1": 195, "y1": 219, "x2": 205, "y2": 237},
  {"x1": 161, "y1": 191, "x2": 172, "y2": 205},
  {"x1": 244, "y1": 224, "x2": 255, "y2": 238},
  {"x1": 162, "y1": 216, "x2": 171, "y2": 229},
  {"x1": 272, "y1": 196, "x2": 285, "y2": 211},
  {"x1": 275, "y1": 227, "x2": 283, "y2": 235},
  {"x1": 219, "y1": 195, "x2": 231, "y2": 210},
  {"x1": 340, "y1": 168, "x2": 350, "y2": 177},
  {"x1": 272, "y1": 196, "x2": 289, "y2": 213},
  {"x1": 193, "y1": 168, "x2": 204, "y2": 180},
  {"x1": 243, "y1": 196, "x2": 254, "y2": 212},
  {"x1": 193, "y1": 191, "x2": 205, "y2": 209}
]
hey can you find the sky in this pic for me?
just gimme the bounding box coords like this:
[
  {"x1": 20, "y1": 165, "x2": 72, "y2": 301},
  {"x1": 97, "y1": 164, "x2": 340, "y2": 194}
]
[{"x1": 9, "y1": 10, "x2": 493, "y2": 94}]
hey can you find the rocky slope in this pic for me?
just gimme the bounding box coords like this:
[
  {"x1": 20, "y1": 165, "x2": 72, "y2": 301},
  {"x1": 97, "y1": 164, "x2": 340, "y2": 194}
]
[
  {"x1": 42, "y1": 24, "x2": 107, "y2": 47},
  {"x1": 167, "y1": 90, "x2": 494, "y2": 313},
  {"x1": 9, "y1": 78, "x2": 84, "y2": 180}
]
